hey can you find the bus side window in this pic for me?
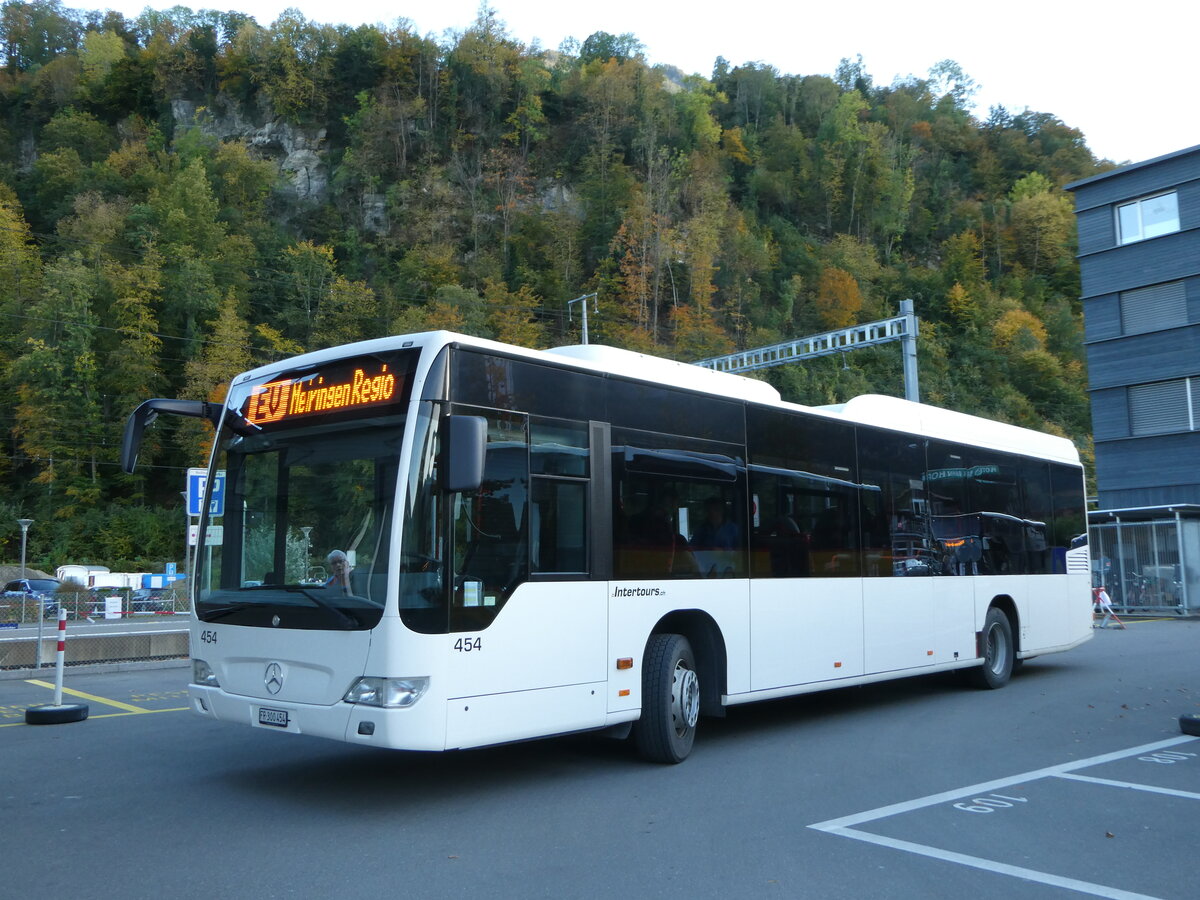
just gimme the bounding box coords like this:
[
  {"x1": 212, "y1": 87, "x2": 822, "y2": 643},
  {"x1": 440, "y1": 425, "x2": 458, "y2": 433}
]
[
  {"x1": 611, "y1": 431, "x2": 746, "y2": 580},
  {"x1": 530, "y1": 418, "x2": 589, "y2": 575},
  {"x1": 450, "y1": 410, "x2": 529, "y2": 632}
]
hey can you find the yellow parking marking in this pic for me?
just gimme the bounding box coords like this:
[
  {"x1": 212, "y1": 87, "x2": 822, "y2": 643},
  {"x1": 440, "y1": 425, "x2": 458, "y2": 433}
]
[
  {"x1": 88, "y1": 707, "x2": 188, "y2": 720},
  {"x1": 1, "y1": 706, "x2": 187, "y2": 727},
  {"x1": 25, "y1": 679, "x2": 148, "y2": 713}
]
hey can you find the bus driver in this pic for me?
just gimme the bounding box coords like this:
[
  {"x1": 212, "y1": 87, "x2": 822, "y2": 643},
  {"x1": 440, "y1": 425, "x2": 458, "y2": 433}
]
[{"x1": 325, "y1": 549, "x2": 353, "y2": 593}]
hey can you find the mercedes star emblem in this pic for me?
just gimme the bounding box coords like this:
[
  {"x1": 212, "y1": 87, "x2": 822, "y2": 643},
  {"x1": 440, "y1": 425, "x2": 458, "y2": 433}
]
[{"x1": 264, "y1": 662, "x2": 284, "y2": 695}]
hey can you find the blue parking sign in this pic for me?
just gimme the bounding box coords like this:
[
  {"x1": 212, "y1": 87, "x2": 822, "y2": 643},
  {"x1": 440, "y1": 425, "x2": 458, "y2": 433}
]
[{"x1": 186, "y1": 468, "x2": 226, "y2": 517}]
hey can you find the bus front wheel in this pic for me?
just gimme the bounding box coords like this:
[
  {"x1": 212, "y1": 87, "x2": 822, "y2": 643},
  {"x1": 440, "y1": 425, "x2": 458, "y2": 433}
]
[
  {"x1": 972, "y1": 607, "x2": 1014, "y2": 690},
  {"x1": 635, "y1": 633, "x2": 700, "y2": 764}
]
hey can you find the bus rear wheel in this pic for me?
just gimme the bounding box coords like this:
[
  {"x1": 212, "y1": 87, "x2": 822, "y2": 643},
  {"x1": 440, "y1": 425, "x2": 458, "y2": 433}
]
[
  {"x1": 972, "y1": 607, "x2": 1014, "y2": 690},
  {"x1": 635, "y1": 633, "x2": 700, "y2": 764}
]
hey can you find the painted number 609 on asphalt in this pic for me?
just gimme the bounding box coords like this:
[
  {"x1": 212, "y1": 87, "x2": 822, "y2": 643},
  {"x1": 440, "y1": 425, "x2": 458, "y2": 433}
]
[{"x1": 953, "y1": 793, "x2": 1028, "y2": 813}]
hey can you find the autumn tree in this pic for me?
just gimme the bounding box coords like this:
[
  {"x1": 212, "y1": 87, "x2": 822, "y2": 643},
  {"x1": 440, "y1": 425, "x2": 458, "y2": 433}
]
[
  {"x1": 814, "y1": 267, "x2": 863, "y2": 329},
  {"x1": 11, "y1": 253, "x2": 104, "y2": 513},
  {"x1": 1008, "y1": 172, "x2": 1075, "y2": 277}
]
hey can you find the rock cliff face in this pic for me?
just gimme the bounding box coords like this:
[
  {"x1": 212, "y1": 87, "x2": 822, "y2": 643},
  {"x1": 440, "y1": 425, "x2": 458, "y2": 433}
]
[
  {"x1": 165, "y1": 97, "x2": 581, "y2": 235},
  {"x1": 171, "y1": 96, "x2": 328, "y2": 204}
]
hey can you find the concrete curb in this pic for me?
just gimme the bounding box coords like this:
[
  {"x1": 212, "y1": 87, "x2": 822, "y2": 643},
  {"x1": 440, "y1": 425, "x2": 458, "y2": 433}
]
[{"x1": 0, "y1": 657, "x2": 190, "y2": 681}]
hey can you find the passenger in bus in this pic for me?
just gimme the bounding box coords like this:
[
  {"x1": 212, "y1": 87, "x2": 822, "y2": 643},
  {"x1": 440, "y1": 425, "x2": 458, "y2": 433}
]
[
  {"x1": 692, "y1": 497, "x2": 741, "y2": 550},
  {"x1": 689, "y1": 497, "x2": 737, "y2": 577},
  {"x1": 325, "y1": 549, "x2": 353, "y2": 593},
  {"x1": 627, "y1": 491, "x2": 697, "y2": 576}
]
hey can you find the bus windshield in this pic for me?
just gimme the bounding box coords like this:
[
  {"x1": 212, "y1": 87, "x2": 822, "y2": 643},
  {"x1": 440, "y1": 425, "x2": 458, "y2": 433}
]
[{"x1": 194, "y1": 349, "x2": 419, "y2": 630}]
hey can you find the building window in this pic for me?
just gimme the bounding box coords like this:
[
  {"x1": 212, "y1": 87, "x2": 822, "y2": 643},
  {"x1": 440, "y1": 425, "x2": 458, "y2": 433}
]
[
  {"x1": 1120, "y1": 280, "x2": 1188, "y2": 335},
  {"x1": 1128, "y1": 378, "x2": 1194, "y2": 435},
  {"x1": 1117, "y1": 192, "x2": 1180, "y2": 244}
]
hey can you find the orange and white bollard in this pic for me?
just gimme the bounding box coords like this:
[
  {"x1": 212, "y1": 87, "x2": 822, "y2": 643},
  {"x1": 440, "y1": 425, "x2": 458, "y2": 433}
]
[{"x1": 25, "y1": 609, "x2": 89, "y2": 724}]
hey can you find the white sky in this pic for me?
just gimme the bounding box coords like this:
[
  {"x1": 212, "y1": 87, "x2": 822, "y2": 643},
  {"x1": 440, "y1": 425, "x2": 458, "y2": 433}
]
[{"x1": 108, "y1": 0, "x2": 1198, "y2": 166}]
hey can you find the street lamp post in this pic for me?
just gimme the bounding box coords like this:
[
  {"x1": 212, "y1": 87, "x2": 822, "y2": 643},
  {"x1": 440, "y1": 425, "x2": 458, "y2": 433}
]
[
  {"x1": 18, "y1": 518, "x2": 32, "y2": 581},
  {"x1": 17, "y1": 518, "x2": 41, "y2": 665},
  {"x1": 301, "y1": 527, "x2": 313, "y2": 582}
]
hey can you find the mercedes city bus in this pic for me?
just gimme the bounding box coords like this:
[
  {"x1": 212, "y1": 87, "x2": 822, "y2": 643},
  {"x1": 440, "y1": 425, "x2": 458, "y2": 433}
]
[{"x1": 121, "y1": 331, "x2": 1092, "y2": 763}]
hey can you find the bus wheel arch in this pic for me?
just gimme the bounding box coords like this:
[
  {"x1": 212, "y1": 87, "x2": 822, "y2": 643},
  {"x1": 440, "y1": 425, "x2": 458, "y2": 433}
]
[
  {"x1": 973, "y1": 600, "x2": 1016, "y2": 690},
  {"x1": 649, "y1": 610, "x2": 727, "y2": 718}
]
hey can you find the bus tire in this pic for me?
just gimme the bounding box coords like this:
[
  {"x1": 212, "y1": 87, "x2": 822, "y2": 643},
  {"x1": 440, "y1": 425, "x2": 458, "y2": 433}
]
[
  {"x1": 972, "y1": 607, "x2": 1014, "y2": 690},
  {"x1": 634, "y1": 633, "x2": 700, "y2": 764},
  {"x1": 1180, "y1": 713, "x2": 1200, "y2": 737}
]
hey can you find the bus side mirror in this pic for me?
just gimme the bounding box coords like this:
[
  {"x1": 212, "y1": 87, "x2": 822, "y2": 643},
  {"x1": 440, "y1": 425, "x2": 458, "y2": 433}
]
[
  {"x1": 121, "y1": 399, "x2": 222, "y2": 474},
  {"x1": 443, "y1": 415, "x2": 487, "y2": 494}
]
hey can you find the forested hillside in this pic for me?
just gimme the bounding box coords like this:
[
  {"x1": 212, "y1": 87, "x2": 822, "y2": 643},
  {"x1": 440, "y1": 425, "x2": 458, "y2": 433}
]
[{"x1": 0, "y1": 2, "x2": 1106, "y2": 567}]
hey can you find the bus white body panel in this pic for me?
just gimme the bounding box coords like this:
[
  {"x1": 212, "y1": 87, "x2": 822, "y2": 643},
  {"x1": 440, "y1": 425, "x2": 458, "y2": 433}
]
[
  {"x1": 750, "y1": 579, "x2": 865, "y2": 688},
  {"x1": 931, "y1": 576, "x2": 978, "y2": 663},
  {"x1": 438, "y1": 581, "x2": 609, "y2": 749},
  {"x1": 438, "y1": 582, "x2": 608, "y2": 698},
  {"x1": 444, "y1": 683, "x2": 609, "y2": 749},
  {"x1": 863, "y1": 576, "x2": 980, "y2": 673}
]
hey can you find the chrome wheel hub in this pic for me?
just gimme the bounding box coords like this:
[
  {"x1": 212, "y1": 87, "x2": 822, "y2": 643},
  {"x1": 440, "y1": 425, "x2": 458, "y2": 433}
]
[{"x1": 672, "y1": 662, "x2": 700, "y2": 734}]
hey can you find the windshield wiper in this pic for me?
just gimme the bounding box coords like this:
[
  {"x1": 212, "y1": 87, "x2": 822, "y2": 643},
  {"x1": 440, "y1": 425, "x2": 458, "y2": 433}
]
[
  {"x1": 283, "y1": 587, "x2": 360, "y2": 628},
  {"x1": 201, "y1": 604, "x2": 247, "y2": 622}
]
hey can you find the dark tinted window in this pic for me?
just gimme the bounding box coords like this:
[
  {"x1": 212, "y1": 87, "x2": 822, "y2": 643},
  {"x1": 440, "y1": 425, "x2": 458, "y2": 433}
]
[
  {"x1": 531, "y1": 479, "x2": 587, "y2": 573},
  {"x1": 1020, "y1": 461, "x2": 1054, "y2": 574},
  {"x1": 609, "y1": 380, "x2": 744, "y2": 444},
  {"x1": 748, "y1": 407, "x2": 857, "y2": 481},
  {"x1": 926, "y1": 442, "x2": 1029, "y2": 575},
  {"x1": 857, "y1": 428, "x2": 932, "y2": 577},
  {"x1": 613, "y1": 429, "x2": 746, "y2": 579},
  {"x1": 1050, "y1": 464, "x2": 1086, "y2": 573},
  {"x1": 530, "y1": 418, "x2": 590, "y2": 575},
  {"x1": 531, "y1": 418, "x2": 588, "y2": 477},
  {"x1": 452, "y1": 351, "x2": 605, "y2": 421},
  {"x1": 747, "y1": 408, "x2": 860, "y2": 578}
]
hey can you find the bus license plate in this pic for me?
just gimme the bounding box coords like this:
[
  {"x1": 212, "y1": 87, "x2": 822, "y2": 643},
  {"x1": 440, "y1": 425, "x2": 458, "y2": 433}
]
[{"x1": 258, "y1": 707, "x2": 289, "y2": 727}]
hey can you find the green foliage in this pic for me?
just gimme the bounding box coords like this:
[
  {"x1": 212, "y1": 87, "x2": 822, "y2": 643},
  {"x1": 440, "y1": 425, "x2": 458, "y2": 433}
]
[{"x1": 0, "y1": 5, "x2": 1104, "y2": 567}]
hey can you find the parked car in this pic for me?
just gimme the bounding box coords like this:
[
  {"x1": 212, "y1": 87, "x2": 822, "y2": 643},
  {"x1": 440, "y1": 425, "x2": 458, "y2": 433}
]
[
  {"x1": 2, "y1": 578, "x2": 63, "y2": 618},
  {"x1": 129, "y1": 588, "x2": 168, "y2": 613}
]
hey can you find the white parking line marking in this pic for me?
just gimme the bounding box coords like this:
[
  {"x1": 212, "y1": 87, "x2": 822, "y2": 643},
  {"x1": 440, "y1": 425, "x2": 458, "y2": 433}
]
[
  {"x1": 810, "y1": 735, "x2": 1195, "y2": 830},
  {"x1": 810, "y1": 736, "x2": 1197, "y2": 899},
  {"x1": 815, "y1": 827, "x2": 1163, "y2": 900},
  {"x1": 1054, "y1": 772, "x2": 1200, "y2": 801}
]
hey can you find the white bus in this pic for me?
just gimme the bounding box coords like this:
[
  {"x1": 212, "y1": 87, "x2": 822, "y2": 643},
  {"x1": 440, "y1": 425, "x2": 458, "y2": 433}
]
[{"x1": 121, "y1": 332, "x2": 1092, "y2": 763}]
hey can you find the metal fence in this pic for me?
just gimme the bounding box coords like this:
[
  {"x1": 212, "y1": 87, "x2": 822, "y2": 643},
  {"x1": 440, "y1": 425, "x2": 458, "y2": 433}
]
[
  {"x1": 0, "y1": 588, "x2": 191, "y2": 625},
  {"x1": 0, "y1": 588, "x2": 191, "y2": 671},
  {"x1": 1089, "y1": 518, "x2": 1199, "y2": 615}
]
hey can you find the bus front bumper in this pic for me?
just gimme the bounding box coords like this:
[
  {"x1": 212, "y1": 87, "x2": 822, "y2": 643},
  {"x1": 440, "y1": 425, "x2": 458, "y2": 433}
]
[{"x1": 187, "y1": 684, "x2": 448, "y2": 751}]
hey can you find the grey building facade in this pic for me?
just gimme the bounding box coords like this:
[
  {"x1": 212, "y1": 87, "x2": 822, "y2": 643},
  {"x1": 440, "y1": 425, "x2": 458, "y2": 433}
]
[{"x1": 1067, "y1": 145, "x2": 1200, "y2": 613}]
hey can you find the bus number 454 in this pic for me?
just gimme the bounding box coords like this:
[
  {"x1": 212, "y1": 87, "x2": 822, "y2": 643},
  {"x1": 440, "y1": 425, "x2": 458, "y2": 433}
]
[{"x1": 454, "y1": 638, "x2": 481, "y2": 652}]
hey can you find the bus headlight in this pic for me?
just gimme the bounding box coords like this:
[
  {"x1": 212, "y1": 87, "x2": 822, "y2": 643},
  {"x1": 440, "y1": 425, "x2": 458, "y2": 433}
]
[
  {"x1": 193, "y1": 659, "x2": 220, "y2": 688},
  {"x1": 344, "y1": 676, "x2": 429, "y2": 709}
]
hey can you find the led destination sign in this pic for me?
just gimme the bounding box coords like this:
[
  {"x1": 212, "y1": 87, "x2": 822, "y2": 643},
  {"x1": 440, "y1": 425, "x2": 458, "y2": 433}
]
[{"x1": 242, "y1": 353, "x2": 415, "y2": 428}]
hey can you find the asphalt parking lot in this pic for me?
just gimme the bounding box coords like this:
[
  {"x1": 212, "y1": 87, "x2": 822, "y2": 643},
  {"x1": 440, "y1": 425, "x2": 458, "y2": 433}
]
[{"x1": 2, "y1": 620, "x2": 1196, "y2": 899}]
